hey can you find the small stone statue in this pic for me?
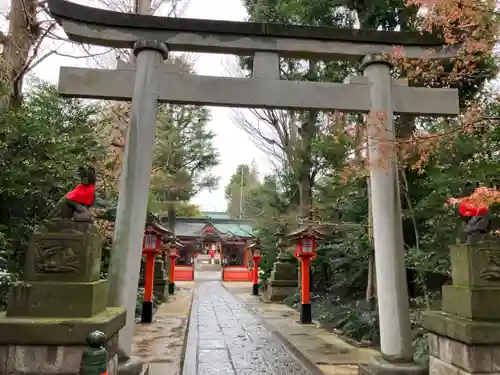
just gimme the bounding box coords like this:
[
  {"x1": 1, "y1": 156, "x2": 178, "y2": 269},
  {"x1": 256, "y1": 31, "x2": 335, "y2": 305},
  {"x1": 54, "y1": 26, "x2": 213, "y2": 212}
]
[
  {"x1": 449, "y1": 182, "x2": 491, "y2": 242},
  {"x1": 47, "y1": 167, "x2": 96, "y2": 223}
]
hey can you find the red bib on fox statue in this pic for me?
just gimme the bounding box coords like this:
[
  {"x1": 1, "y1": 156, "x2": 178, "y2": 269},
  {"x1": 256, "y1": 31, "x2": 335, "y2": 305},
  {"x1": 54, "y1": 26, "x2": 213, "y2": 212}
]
[
  {"x1": 459, "y1": 199, "x2": 489, "y2": 217},
  {"x1": 47, "y1": 166, "x2": 97, "y2": 223},
  {"x1": 66, "y1": 184, "x2": 95, "y2": 207}
]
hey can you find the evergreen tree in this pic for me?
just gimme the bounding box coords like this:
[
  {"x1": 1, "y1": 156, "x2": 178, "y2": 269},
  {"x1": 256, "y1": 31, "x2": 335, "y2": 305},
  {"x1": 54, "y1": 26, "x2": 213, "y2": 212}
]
[
  {"x1": 150, "y1": 103, "x2": 219, "y2": 229},
  {"x1": 224, "y1": 164, "x2": 261, "y2": 218}
]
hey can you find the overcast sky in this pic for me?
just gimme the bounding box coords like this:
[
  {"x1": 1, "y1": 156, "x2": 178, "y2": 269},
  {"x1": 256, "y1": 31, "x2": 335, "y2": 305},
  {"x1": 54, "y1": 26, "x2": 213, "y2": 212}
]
[{"x1": 4, "y1": 0, "x2": 273, "y2": 212}]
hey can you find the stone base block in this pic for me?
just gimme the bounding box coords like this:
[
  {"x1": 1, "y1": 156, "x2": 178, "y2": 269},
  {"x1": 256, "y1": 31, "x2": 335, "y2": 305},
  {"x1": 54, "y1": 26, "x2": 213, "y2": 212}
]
[
  {"x1": 270, "y1": 261, "x2": 297, "y2": 281},
  {"x1": 422, "y1": 310, "x2": 500, "y2": 345},
  {"x1": 266, "y1": 280, "x2": 298, "y2": 302},
  {"x1": 0, "y1": 307, "x2": 126, "y2": 345},
  {"x1": 24, "y1": 226, "x2": 103, "y2": 283},
  {"x1": 358, "y1": 356, "x2": 426, "y2": 375},
  {"x1": 7, "y1": 280, "x2": 108, "y2": 318},
  {"x1": 442, "y1": 284, "x2": 500, "y2": 320},
  {"x1": 449, "y1": 242, "x2": 500, "y2": 288},
  {"x1": 154, "y1": 282, "x2": 168, "y2": 302},
  {"x1": 428, "y1": 333, "x2": 500, "y2": 374},
  {"x1": 0, "y1": 339, "x2": 120, "y2": 375},
  {"x1": 154, "y1": 260, "x2": 166, "y2": 279}
]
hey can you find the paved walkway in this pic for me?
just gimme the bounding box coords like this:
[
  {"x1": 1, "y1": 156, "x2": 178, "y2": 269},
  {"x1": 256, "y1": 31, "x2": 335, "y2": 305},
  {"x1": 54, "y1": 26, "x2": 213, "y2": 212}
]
[
  {"x1": 132, "y1": 282, "x2": 194, "y2": 375},
  {"x1": 183, "y1": 280, "x2": 317, "y2": 375},
  {"x1": 225, "y1": 283, "x2": 377, "y2": 375}
]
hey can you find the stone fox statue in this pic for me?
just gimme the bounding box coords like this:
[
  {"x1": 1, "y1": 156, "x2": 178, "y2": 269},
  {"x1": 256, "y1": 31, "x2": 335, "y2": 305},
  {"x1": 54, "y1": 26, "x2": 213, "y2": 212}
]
[
  {"x1": 458, "y1": 182, "x2": 490, "y2": 240},
  {"x1": 48, "y1": 167, "x2": 96, "y2": 222}
]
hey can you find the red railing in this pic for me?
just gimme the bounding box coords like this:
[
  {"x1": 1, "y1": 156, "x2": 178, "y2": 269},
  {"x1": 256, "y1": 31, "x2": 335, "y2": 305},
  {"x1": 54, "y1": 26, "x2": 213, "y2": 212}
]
[
  {"x1": 222, "y1": 266, "x2": 252, "y2": 282},
  {"x1": 175, "y1": 265, "x2": 194, "y2": 281}
]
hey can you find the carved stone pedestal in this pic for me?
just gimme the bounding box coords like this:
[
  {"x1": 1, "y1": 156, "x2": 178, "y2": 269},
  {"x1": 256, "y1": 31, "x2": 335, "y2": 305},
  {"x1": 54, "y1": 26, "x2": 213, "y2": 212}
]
[
  {"x1": 423, "y1": 238, "x2": 500, "y2": 375},
  {"x1": 153, "y1": 259, "x2": 168, "y2": 302},
  {"x1": 139, "y1": 258, "x2": 168, "y2": 302},
  {"x1": 265, "y1": 252, "x2": 298, "y2": 302},
  {"x1": 0, "y1": 222, "x2": 126, "y2": 375}
]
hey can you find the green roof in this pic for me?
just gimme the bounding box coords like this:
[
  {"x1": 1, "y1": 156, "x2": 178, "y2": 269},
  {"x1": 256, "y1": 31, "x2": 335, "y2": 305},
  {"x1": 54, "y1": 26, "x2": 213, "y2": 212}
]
[
  {"x1": 213, "y1": 223, "x2": 254, "y2": 237},
  {"x1": 201, "y1": 211, "x2": 231, "y2": 219},
  {"x1": 161, "y1": 216, "x2": 255, "y2": 238}
]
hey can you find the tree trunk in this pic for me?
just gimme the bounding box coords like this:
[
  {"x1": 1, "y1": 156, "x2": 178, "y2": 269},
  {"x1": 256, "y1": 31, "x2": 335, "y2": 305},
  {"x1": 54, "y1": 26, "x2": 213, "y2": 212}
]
[
  {"x1": 297, "y1": 61, "x2": 318, "y2": 217},
  {"x1": 298, "y1": 171, "x2": 313, "y2": 217},
  {"x1": 0, "y1": 0, "x2": 40, "y2": 108},
  {"x1": 167, "y1": 202, "x2": 176, "y2": 234}
]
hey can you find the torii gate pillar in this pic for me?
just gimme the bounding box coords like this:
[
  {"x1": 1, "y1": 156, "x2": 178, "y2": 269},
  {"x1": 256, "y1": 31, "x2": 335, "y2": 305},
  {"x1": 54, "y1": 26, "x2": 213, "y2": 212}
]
[
  {"x1": 106, "y1": 40, "x2": 169, "y2": 360},
  {"x1": 362, "y1": 54, "x2": 413, "y2": 363}
]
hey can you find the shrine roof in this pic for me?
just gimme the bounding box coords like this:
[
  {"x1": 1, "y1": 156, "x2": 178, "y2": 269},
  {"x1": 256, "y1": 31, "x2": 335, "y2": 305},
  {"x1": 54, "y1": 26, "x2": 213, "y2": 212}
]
[
  {"x1": 145, "y1": 212, "x2": 172, "y2": 237},
  {"x1": 160, "y1": 216, "x2": 255, "y2": 239},
  {"x1": 201, "y1": 211, "x2": 231, "y2": 220}
]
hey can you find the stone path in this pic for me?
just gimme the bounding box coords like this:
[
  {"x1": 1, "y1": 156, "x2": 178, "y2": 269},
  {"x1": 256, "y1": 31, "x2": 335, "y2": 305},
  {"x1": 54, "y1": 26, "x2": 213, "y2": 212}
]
[
  {"x1": 183, "y1": 281, "x2": 317, "y2": 375},
  {"x1": 225, "y1": 283, "x2": 377, "y2": 375},
  {"x1": 132, "y1": 282, "x2": 193, "y2": 375}
]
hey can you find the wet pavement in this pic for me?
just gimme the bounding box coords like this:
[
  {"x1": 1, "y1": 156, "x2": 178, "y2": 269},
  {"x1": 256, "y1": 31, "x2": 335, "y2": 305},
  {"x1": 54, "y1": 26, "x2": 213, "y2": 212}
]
[
  {"x1": 182, "y1": 280, "x2": 315, "y2": 375},
  {"x1": 132, "y1": 282, "x2": 194, "y2": 375}
]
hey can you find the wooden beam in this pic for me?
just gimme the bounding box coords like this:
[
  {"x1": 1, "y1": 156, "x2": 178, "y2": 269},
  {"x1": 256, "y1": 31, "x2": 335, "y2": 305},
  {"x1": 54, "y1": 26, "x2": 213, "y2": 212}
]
[
  {"x1": 58, "y1": 67, "x2": 459, "y2": 116},
  {"x1": 58, "y1": 20, "x2": 458, "y2": 62}
]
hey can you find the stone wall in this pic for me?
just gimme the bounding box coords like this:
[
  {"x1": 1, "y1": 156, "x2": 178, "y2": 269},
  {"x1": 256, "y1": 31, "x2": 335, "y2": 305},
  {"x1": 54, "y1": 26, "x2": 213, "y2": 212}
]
[{"x1": 428, "y1": 334, "x2": 500, "y2": 375}]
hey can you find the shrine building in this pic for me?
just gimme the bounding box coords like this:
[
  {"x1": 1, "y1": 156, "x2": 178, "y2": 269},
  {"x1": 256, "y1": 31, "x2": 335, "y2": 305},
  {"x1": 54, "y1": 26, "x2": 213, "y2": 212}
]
[{"x1": 160, "y1": 212, "x2": 255, "y2": 282}]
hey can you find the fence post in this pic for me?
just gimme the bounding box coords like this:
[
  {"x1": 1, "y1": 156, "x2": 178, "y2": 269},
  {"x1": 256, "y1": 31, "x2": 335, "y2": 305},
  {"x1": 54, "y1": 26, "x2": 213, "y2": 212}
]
[{"x1": 80, "y1": 330, "x2": 108, "y2": 375}]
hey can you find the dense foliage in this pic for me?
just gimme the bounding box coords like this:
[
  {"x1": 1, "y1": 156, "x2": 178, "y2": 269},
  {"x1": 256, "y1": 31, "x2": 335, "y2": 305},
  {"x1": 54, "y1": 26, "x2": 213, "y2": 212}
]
[
  {"x1": 0, "y1": 82, "x2": 107, "y2": 309},
  {"x1": 0, "y1": 77, "x2": 217, "y2": 310}
]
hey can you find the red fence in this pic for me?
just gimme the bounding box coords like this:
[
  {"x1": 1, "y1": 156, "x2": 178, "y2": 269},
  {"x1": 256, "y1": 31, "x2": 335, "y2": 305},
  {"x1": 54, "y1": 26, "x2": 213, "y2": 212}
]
[
  {"x1": 222, "y1": 266, "x2": 252, "y2": 282},
  {"x1": 175, "y1": 265, "x2": 194, "y2": 281}
]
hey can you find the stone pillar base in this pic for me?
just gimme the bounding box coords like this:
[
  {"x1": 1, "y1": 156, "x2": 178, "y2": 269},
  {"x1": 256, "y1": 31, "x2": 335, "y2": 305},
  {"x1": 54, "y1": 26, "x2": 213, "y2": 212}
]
[
  {"x1": 358, "y1": 356, "x2": 426, "y2": 375},
  {"x1": 427, "y1": 332, "x2": 500, "y2": 375},
  {"x1": 422, "y1": 240, "x2": 500, "y2": 375},
  {"x1": 0, "y1": 307, "x2": 125, "y2": 375},
  {"x1": 266, "y1": 280, "x2": 298, "y2": 302},
  {"x1": 423, "y1": 311, "x2": 500, "y2": 375}
]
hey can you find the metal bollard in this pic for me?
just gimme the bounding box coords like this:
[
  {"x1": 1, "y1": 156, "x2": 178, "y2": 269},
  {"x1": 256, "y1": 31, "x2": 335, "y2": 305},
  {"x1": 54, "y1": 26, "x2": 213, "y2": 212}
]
[{"x1": 80, "y1": 330, "x2": 108, "y2": 375}]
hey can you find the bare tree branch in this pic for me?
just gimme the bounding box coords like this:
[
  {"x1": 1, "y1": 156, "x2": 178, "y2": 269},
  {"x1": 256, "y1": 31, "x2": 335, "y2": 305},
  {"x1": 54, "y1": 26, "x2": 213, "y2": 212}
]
[{"x1": 13, "y1": 21, "x2": 55, "y2": 84}]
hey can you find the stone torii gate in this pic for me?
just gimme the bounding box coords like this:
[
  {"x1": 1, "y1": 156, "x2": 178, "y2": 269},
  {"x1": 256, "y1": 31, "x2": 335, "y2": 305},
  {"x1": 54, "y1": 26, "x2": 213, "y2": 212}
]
[{"x1": 47, "y1": 0, "x2": 459, "y2": 372}]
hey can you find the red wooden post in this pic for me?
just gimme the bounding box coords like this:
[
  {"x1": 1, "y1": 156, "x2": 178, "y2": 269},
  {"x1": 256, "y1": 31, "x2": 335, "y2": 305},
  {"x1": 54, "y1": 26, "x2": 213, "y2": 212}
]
[
  {"x1": 141, "y1": 251, "x2": 156, "y2": 323},
  {"x1": 167, "y1": 242, "x2": 179, "y2": 295},
  {"x1": 248, "y1": 239, "x2": 263, "y2": 296},
  {"x1": 252, "y1": 255, "x2": 261, "y2": 295},
  {"x1": 141, "y1": 229, "x2": 160, "y2": 323},
  {"x1": 300, "y1": 257, "x2": 311, "y2": 306},
  {"x1": 296, "y1": 236, "x2": 316, "y2": 324}
]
